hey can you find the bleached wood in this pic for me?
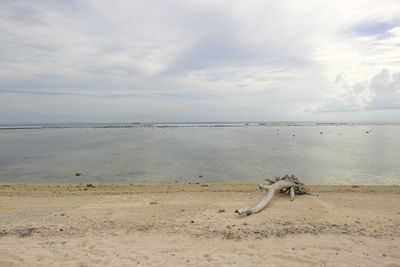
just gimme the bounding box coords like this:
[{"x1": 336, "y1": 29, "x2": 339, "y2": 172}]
[
  {"x1": 235, "y1": 179, "x2": 295, "y2": 215},
  {"x1": 290, "y1": 186, "x2": 295, "y2": 201},
  {"x1": 235, "y1": 175, "x2": 309, "y2": 215}
]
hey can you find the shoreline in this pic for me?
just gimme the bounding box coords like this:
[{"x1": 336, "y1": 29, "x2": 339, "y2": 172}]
[
  {"x1": 1, "y1": 183, "x2": 399, "y2": 195},
  {"x1": 1, "y1": 184, "x2": 399, "y2": 266}
]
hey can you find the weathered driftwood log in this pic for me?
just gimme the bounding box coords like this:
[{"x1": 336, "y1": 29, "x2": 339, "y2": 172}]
[{"x1": 235, "y1": 175, "x2": 310, "y2": 215}]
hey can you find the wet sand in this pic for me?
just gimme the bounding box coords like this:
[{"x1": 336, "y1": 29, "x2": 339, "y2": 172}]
[{"x1": 0, "y1": 184, "x2": 399, "y2": 266}]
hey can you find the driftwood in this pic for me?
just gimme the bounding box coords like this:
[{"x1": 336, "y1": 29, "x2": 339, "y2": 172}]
[{"x1": 235, "y1": 175, "x2": 310, "y2": 215}]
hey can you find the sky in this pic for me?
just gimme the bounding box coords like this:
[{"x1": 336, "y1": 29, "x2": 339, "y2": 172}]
[{"x1": 0, "y1": 0, "x2": 399, "y2": 123}]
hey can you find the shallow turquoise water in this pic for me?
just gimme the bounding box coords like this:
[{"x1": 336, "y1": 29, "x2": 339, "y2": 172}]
[{"x1": 0, "y1": 123, "x2": 399, "y2": 185}]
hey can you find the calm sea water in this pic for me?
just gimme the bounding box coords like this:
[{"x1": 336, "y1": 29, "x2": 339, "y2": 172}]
[{"x1": 0, "y1": 122, "x2": 399, "y2": 185}]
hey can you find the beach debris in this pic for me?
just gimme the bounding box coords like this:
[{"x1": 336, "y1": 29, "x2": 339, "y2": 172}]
[
  {"x1": 218, "y1": 209, "x2": 225, "y2": 213},
  {"x1": 86, "y1": 184, "x2": 95, "y2": 188},
  {"x1": 235, "y1": 175, "x2": 310, "y2": 215},
  {"x1": 75, "y1": 172, "x2": 81, "y2": 176},
  {"x1": 201, "y1": 184, "x2": 208, "y2": 187},
  {"x1": 149, "y1": 201, "x2": 158, "y2": 205}
]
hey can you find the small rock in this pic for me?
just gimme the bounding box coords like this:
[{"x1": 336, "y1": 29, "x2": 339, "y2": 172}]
[
  {"x1": 199, "y1": 175, "x2": 203, "y2": 178},
  {"x1": 59, "y1": 229, "x2": 64, "y2": 232},
  {"x1": 201, "y1": 184, "x2": 208, "y2": 187},
  {"x1": 190, "y1": 220, "x2": 194, "y2": 223},
  {"x1": 320, "y1": 132, "x2": 323, "y2": 134},
  {"x1": 60, "y1": 213, "x2": 65, "y2": 216},
  {"x1": 218, "y1": 209, "x2": 225, "y2": 213},
  {"x1": 149, "y1": 201, "x2": 158, "y2": 205},
  {"x1": 75, "y1": 173, "x2": 81, "y2": 176},
  {"x1": 351, "y1": 185, "x2": 360, "y2": 188}
]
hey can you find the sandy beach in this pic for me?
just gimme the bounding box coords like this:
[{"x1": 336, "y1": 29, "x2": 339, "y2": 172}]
[{"x1": 0, "y1": 184, "x2": 399, "y2": 266}]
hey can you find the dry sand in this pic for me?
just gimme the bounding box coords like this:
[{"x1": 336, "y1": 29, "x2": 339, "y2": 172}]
[{"x1": 0, "y1": 184, "x2": 399, "y2": 266}]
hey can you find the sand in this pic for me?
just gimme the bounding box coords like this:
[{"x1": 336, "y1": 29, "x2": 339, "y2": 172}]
[{"x1": 0, "y1": 184, "x2": 399, "y2": 266}]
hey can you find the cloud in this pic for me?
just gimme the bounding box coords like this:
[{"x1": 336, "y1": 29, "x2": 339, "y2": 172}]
[
  {"x1": 368, "y1": 69, "x2": 400, "y2": 110},
  {"x1": 309, "y1": 69, "x2": 400, "y2": 112},
  {"x1": 1, "y1": 0, "x2": 400, "y2": 122}
]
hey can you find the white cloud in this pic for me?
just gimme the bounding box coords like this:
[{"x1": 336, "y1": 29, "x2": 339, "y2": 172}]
[
  {"x1": 308, "y1": 69, "x2": 400, "y2": 113},
  {"x1": 368, "y1": 69, "x2": 400, "y2": 110}
]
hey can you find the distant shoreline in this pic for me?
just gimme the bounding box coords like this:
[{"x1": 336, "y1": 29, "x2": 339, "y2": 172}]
[{"x1": 1, "y1": 121, "x2": 400, "y2": 130}]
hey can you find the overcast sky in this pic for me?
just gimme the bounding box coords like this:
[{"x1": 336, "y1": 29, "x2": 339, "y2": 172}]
[{"x1": 1, "y1": 0, "x2": 399, "y2": 123}]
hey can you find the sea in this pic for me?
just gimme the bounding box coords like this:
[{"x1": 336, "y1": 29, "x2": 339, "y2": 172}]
[{"x1": 0, "y1": 122, "x2": 399, "y2": 185}]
